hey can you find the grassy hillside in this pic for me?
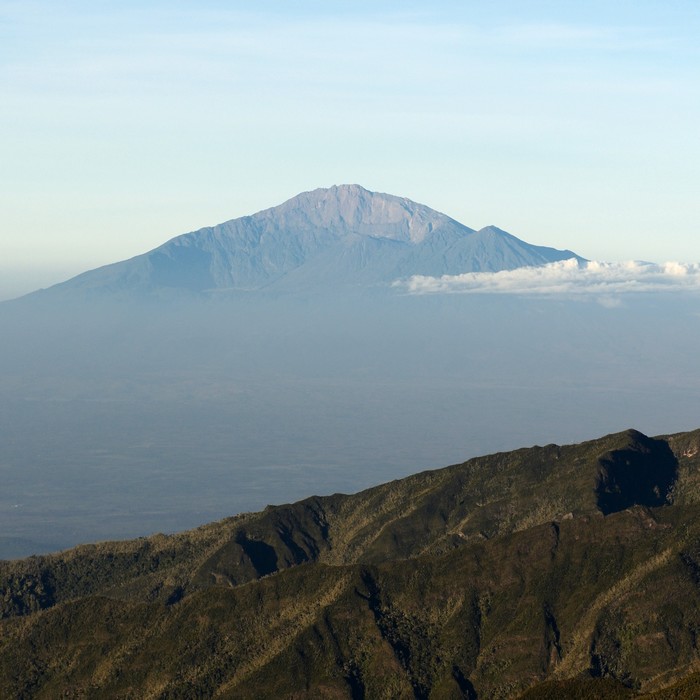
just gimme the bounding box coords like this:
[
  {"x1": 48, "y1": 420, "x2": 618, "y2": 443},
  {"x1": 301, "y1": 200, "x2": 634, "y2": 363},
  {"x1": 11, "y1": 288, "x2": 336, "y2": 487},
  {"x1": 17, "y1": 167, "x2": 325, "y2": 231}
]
[{"x1": 2, "y1": 427, "x2": 700, "y2": 698}]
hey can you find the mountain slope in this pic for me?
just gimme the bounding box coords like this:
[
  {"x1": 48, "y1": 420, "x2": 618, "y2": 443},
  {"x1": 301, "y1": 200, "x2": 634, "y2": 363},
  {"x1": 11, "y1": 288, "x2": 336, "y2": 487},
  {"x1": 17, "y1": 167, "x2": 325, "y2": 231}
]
[
  {"x1": 2, "y1": 427, "x2": 700, "y2": 698},
  {"x1": 23, "y1": 185, "x2": 583, "y2": 299}
]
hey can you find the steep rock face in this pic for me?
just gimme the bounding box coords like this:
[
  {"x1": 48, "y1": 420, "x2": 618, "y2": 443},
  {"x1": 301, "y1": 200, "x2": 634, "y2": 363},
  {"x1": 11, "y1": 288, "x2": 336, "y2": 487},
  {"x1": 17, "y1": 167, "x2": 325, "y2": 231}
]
[
  {"x1": 2, "y1": 429, "x2": 700, "y2": 698},
  {"x1": 595, "y1": 430, "x2": 678, "y2": 515},
  {"x1": 254, "y1": 184, "x2": 458, "y2": 245},
  {"x1": 25, "y1": 185, "x2": 583, "y2": 299}
]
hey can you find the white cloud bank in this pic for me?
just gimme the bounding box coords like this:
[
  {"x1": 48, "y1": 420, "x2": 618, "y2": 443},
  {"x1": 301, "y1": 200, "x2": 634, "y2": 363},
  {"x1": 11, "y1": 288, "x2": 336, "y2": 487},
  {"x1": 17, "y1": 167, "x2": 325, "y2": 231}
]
[{"x1": 396, "y1": 259, "x2": 700, "y2": 299}]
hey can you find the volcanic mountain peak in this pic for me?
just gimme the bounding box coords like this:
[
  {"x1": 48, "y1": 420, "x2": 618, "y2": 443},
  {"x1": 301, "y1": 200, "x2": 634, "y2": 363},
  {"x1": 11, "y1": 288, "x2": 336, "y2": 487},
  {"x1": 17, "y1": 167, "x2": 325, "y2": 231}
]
[{"x1": 16, "y1": 185, "x2": 584, "y2": 300}]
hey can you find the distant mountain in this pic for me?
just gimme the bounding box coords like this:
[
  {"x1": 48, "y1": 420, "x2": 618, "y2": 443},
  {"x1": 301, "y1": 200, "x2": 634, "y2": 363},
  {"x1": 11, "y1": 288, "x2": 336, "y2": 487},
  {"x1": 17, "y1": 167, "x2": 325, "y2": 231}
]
[
  {"x1": 22, "y1": 185, "x2": 583, "y2": 300},
  {"x1": 2, "y1": 426, "x2": 700, "y2": 697}
]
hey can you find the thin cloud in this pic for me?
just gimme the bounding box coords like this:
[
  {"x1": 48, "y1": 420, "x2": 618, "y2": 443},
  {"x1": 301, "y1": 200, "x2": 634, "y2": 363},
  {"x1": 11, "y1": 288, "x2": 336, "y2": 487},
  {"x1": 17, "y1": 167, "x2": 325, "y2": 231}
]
[
  {"x1": 396, "y1": 259, "x2": 700, "y2": 298},
  {"x1": 495, "y1": 22, "x2": 671, "y2": 52}
]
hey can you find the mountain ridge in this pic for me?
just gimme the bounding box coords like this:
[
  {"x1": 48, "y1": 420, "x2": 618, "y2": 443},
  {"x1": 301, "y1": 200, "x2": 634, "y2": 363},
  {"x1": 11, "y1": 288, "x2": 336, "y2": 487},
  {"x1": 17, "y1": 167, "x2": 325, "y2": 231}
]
[
  {"x1": 16, "y1": 185, "x2": 584, "y2": 301},
  {"x1": 3, "y1": 426, "x2": 700, "y2": 697}
]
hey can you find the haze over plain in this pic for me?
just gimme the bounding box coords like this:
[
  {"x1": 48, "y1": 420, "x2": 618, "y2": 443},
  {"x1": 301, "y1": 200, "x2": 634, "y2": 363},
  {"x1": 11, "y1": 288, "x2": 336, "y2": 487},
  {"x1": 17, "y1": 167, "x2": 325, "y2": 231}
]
[
  {"x1": 2, "y1": 186, "x2": 700, "y2": 559},
  {"x1": 1, "y1": 2, "x2": 700, "y2": 559}
]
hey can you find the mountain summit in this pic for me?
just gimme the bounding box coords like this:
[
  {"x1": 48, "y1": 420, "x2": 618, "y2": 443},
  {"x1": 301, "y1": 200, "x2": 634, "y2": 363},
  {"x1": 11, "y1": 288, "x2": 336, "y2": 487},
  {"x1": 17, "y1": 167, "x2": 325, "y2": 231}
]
[
  {"x1": 27, "y1": 185, "x2": 583, "y2": 299},
  {"x1": 254, "y1": 183, "x2": 455, "y2": 244}
]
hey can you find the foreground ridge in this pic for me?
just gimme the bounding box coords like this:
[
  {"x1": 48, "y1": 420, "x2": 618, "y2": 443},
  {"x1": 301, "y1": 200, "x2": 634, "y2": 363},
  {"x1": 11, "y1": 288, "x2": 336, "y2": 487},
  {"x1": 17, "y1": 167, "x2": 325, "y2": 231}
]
[{"x1": 2, "y1": 427, "x2": 700, "y2": 698}]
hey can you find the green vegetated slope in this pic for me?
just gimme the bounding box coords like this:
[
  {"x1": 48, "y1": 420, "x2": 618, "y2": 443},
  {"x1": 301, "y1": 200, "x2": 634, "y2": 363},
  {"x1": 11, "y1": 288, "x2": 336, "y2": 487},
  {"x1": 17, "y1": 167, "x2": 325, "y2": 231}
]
[{"x1": 3, "y1": 427, "x2": 700, "y2": 698}]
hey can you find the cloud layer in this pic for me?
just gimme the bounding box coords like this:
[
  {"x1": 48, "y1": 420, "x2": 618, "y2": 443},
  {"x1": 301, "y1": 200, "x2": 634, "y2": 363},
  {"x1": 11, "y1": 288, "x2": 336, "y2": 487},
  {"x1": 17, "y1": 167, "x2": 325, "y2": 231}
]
[{"x1": 396, "y1": 259, "x2": 700, "y2": 299}]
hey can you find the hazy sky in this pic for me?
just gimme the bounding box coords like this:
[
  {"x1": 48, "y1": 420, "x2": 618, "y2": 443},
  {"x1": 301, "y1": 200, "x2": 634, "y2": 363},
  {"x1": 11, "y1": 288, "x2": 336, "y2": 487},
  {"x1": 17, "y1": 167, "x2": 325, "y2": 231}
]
[{"x1": 2, "y1": 1, "x2": 699, "y2": 298}]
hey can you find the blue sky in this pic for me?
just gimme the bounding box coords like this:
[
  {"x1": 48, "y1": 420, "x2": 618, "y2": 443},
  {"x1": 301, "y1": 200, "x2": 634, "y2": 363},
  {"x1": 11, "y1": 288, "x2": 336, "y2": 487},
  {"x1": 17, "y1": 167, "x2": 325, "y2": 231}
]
[{"x1": 2, "y1": 1, "x2": 699, "y2": 298}]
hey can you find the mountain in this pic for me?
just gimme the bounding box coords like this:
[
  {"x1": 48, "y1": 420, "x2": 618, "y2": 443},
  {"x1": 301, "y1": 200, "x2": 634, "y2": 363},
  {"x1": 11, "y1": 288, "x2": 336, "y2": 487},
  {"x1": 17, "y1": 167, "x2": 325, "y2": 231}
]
[
  {"x1": 22, "y1": 185, "x2": 583, "y2": 300},
  {"x1": 3, "y1": 427, "x2": 700, "y2": 698}
]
